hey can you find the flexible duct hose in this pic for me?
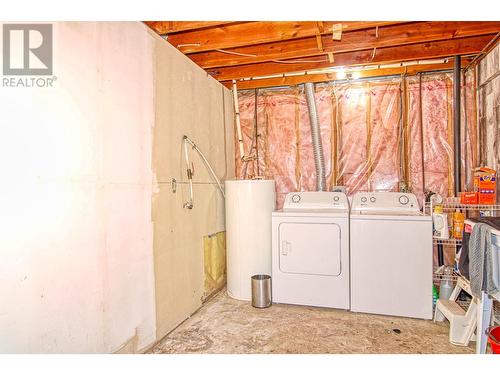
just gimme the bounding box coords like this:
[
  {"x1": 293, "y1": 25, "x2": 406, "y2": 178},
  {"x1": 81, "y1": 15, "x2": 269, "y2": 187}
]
[{"x1": 304, "y1": 82, "x2": 326, "y2": 191}]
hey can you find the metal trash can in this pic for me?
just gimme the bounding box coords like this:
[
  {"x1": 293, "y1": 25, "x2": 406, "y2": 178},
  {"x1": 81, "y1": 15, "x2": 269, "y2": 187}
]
[{"x1": 251, "y1": 274, "x2": 272, "y2": 308}]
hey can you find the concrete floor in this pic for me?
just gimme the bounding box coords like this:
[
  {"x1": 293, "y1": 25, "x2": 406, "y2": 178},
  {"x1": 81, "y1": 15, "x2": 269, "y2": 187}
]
[{"x1": 150, "y1": 289, "x2": 474, "y2": 354}]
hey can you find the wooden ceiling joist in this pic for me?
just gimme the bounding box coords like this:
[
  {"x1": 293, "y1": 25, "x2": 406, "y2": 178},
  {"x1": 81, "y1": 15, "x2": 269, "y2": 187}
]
[
  {"x1": 207, "y1": 34, "x2": 494, "y2": 81},
  {"x1": 164, "y1": 21, "x2": 406, "y2": 53},
  {"x1": 223, "y1": 60, "x2": 471, "y2": 90},
  {"x1": 190, "y1": 21, "x2": 500, "y2": 69},
  {"x1": 144, "y1": 21, "x2": 238, "y2": 34},
  {"x1": 144, "y1": 21, "x2": 500, "y2": 86}
]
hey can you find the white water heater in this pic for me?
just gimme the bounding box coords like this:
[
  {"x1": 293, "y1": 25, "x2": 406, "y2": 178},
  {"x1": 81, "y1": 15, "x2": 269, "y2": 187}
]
[{"x1": 225, "y1": 179, "x2": 276, "y2": 301}]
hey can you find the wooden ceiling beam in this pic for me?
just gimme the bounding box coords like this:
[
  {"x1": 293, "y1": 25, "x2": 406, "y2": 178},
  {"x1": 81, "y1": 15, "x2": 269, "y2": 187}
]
[
  {"x1": 144, "y1": 21, "x2": 238, "y2": 34},
  {"x1": 207, "y1": 34, "x2": 493, "y2": 81},
  {"x1": 191, "y1": 21, "x2": 500, "y2": 69},
  {"x1": 221, "y1": 60, "x2": 471, "y2": 90},
  {"x1": 166, "y1": 21, "x2": 407, "y2": 53}
]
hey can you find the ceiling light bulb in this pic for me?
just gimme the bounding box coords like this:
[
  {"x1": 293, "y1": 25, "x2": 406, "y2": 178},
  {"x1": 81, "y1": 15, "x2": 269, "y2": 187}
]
[
  {"x1": 336, "y1": 69, "x2": 346, "y2": 79},
  {"x1": 351, "y1": 71, "x2": 361, "y2": 80}
]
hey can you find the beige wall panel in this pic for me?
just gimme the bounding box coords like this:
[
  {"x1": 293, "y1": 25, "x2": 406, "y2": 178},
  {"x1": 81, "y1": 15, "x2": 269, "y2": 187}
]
[{"x1": 149, "y1": 30, "x2": 234, "y2": 340}]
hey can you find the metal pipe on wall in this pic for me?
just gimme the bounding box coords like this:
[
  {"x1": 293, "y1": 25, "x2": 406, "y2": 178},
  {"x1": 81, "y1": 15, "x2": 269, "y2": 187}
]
[
  {"x1": 253, "y1": 88, "x2": 260, "y2": 177},
  {"x1": 453, "y1": 55, "x2": 462, "y2": 196},
  {"x1": 232, "y1": 80, "x2": 245, "y2": 160}
]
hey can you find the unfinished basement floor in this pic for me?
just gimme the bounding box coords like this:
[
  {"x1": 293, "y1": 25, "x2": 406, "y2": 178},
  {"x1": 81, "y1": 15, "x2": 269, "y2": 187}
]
[{"x1": 150, "y1": 289, "x2": 474, "y2": 354}]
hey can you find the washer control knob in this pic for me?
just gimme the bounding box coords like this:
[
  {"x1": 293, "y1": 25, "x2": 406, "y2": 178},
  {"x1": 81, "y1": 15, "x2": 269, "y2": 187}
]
[
  {"x1": 399, "y1": 195, "x2": 410, "y2": 205},
  {"x1": 361, "y1": 196, "x2": 367, "y2": 203},
  {"x1": 370, "y1": 197, "x2": 376, "y2": 203},
  {"x1": 333, "y1": 196, "x2": 340, "y2": 202},
  {"x1": 291, "y1": 194, "x2": 301, "y2": 203}
]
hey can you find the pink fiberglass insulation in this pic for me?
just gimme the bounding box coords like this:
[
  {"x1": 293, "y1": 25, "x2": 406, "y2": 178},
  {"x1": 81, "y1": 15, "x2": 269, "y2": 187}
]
[
  {"x1": 478, "y1": 43, "x2": 499, "y2": 184},
  {"x1": 407, "y1": 77, "x2": 425, "y2": 204},
  {"x1": 419, "y1": 74, "x2": 453, "y2": 199},
  {"x1": 235, "y1": 89, "x2": 301, "y2": 208},
  {"x1": 462, "y1": 69, "x2": 478, "y2": 190},
  {"x1": 365, "y1": 82, "x2": 401, "y2": 193},
  {"x1": 335, "y1": 83, "x2": 369, "y2": 194},
  {"x1": 266, "y1": 91, "x2": 301, "y2": 207},
  {"x1": 407, "y1": 74, "x2": 451, "y2": 203},
  {"x1": 235, "y1": 73, "x2": 472, "y2": 210}
]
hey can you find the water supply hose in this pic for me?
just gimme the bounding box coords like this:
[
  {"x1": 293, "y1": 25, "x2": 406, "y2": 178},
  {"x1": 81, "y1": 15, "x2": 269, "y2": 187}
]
[
  {"x1": 183, "y1": 136, "x2": 194, "y2": 209},
  {"x1": 182, "y1": 135, "x2": 225, "y2": 210}
]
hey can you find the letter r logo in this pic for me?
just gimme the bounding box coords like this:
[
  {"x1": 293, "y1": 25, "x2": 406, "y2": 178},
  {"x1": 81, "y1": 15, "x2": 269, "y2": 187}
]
[{"x1": 3, "y1": 24, "x2": 52, "y2": 75}]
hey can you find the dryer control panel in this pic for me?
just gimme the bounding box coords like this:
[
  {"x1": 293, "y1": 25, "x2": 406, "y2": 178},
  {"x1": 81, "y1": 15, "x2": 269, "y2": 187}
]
[
  {"x1": 283, "y1": 191, "x2": 349, "y2": 211},
  {"x1": 351, "y1": 192, "x2": 420, "y2": 214}
]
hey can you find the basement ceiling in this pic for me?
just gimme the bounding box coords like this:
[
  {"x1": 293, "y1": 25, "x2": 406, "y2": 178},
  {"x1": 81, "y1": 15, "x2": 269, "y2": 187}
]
[{"x1": 144, "y1": 21, "x2": 500, "y2": 89}]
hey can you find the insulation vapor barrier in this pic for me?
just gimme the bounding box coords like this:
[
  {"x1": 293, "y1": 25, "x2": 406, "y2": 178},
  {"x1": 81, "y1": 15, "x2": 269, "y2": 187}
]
[
  {"x1": 478, "y1": 42, "x2": 500, "y2": 179},
  {"x1": 235, "y1": 73, "x2": 476, "y2": 209}
]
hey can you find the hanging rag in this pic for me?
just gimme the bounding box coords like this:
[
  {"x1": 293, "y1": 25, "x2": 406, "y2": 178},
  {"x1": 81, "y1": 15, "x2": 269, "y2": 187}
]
[
  {"x1": 459, "y1": 217, "x2": 500, "y2": 279},
  {"x1": 469, "y1": 222, "x2": 500, "y2": 298}
]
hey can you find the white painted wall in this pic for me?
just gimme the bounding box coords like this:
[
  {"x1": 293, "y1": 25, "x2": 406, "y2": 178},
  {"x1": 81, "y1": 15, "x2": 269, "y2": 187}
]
[{"x1": 0, "y1": 22, "x2": 157, "y2": 353}]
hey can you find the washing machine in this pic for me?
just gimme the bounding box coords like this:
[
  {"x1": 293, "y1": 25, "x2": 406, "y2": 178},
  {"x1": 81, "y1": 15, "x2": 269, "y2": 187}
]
[
  {"x1": 350, "y1": 192, "x2": 433, "y2": 319},
  {"x1": 271, "y1": 191, "x2": 350, "y2": 309}
]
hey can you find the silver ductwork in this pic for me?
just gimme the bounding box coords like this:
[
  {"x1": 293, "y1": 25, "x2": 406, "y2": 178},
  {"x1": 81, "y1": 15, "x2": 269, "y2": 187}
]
[{"x1": 304, "y1": 82, "x2": 326, "y2": 191}]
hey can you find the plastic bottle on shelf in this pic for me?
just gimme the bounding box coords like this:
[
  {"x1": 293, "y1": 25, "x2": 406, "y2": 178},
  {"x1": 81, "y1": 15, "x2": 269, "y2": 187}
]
[
  {"x1": 452, "y1": 210, "x2": 465, "y2": 239},
  {"x1": 432, "y1": 205, "x2": 449, "y2": 239}
]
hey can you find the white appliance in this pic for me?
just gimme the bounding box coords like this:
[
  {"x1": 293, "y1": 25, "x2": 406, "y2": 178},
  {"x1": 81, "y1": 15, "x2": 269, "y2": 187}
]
[
  {"x1": 350, "y1": 192, "x2": 433, "y2": 319},
  {"x1": 271, "y1": 191, "x2": 350, "y2": 309},
  {"x1": 225, "y1": 180, "x2": 276, "y2": 301}
]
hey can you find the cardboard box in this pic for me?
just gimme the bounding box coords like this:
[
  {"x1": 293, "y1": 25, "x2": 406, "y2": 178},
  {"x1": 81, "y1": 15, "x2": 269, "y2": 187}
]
[
  {"x1": 460, "y1": 192, "x2": 478, "y2": 204},
  {"x1": 478, "y1": 189, "x2": 496, "y2": 205},
  {"x1": 474, "y1": 167, "x2": 497, "y2": 205}
]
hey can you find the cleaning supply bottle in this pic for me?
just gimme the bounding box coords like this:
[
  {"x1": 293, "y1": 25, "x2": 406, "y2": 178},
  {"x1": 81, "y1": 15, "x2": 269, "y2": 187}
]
[
  {"x1": 432, "y1": 205, "x2": 449, "y2": 239},
  {"x1": 433, "y1": 284, "x2": 445, "y2": 321},
  {"x1": 452, "y1": 210, "x2": 465, "y2": 239},
  {"x1": 432, "y1": 285, "x2": 439, "y2": 306}
]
